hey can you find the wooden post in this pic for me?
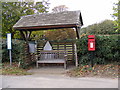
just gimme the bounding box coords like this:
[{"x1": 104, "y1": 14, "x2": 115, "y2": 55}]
[
  {"x1": 20, "y1": 30, "x2": 33, "y2": 65},
  {"x1": 74, "y1": 43, "x2": 78, "y2": 67},
  {"x1": 57, "y1": 42, "x2": 59, "y2": 51},
  {"x1": 75, "y1": 27, "x2": 80, "y2": 39},
  {"x1": 72, "y1": 43, "x2": 75, "y2": 61},
  {"x1": 74, "y1": 27, "x2": 81, "y2": 67},
  {"x1": 20, "y1": 31, "x2": 26, "y2": 41},
  {"x1": 20, "y1": 31, "x2": 32, "y2": 41},
  {"x1": 64, "y1": 42, "x2": 66, "y2": 51}
]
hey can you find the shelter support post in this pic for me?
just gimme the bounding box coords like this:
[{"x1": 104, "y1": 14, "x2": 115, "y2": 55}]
[
  {"x1": 74, "y1": 43, "x2": 78, "y2": 67},
  {"x1": 9, "y1": 49, "x2": 12, "y2": 66},
  {"x1": 75, "y1": 27, "x2": 80, "y2": 39},
  {"x1": 20, "y1": 31, "x2": 32, "y2": 41},
  {"x1": 20, "y1": 31, "x2": 26, "y2": 41}
]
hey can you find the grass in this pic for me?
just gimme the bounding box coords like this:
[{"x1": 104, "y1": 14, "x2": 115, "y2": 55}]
[
  {"x1": 66, "y1": 64, "x2": 119, "y2": 78},
  {"x1": 1, "y1": 62, "x2": 32, "y2": 75}
]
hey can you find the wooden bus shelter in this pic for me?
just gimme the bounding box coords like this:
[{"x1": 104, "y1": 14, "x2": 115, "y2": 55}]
[{"x1": 13, "y1": 10, "x2": 83, "y2": 67}]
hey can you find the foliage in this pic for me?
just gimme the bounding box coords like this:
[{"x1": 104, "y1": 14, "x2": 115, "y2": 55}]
[
  {"x1": 52, "y1": 5, "x2": 68, "y2": 13},
  {"x1": 2, "y1": 1, "x2": 49, "y2": 39},
  {"x1": 112, "y1": 1, "x2": 120, "y2": 33},
  {"x1": 80, "y1": 20, "x2": 117, "y2": 35},
  {"x1": 67, "y1": 64, "x2": 119, "y2": 78},
  {"x1": 45, "y1": 28, "x2": 76, "y2": 41},
  {"x1": 30, "y1": 31, "x2": 45, "y2": 40},
  {"x1": 2, "y1": 39, "x2": 27, "y2": 68},
  {"x1": 2, "y1": 62, "x2": 32, "y2": 75},
  {"x1": 77, "y1": 35, "x2": 119, "y2": 65}
]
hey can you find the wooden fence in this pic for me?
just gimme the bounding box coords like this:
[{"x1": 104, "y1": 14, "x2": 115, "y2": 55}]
[{"x1": 37, "y1": 40, "x2": 77, "y2": 64}]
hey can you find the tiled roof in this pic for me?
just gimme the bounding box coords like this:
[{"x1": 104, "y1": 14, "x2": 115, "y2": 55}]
[{"x1": 13, "y1": 10, "x2": 83, "y2": 29}]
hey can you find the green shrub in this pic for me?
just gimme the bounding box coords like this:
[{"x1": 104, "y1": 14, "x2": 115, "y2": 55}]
[
  {"x1": 77, "y1": 35, "x2": 119, "y2": 65},
  {"x1": 79, "y1": 55, "x2": 90, "y2": 65},
  {"x1": 2, "y1": 62, "x2": 32, "y2": 75},
  {"x1": 93, "y1": 57, "x2": 105, "y2": 64},
  {"x1": 2, "y1": 39, "x2": 27, "y2": 68}
]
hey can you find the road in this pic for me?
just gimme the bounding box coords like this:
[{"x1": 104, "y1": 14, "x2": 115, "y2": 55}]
[{"x1": 2, "y1": 74, "x2": 118, "y2": 88}]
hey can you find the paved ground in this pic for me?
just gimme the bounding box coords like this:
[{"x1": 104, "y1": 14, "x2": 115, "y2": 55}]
[{"x1": 1, "y1": 66, "x2": 119, "y2": 88}]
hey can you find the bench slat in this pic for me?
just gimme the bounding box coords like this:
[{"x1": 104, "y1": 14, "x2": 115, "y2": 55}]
[
  {"x1": 36, "y1": 50, "x2": 67, "y2": 69},
  {"x1": 37, "y1": 59, "x2": 65, "y2": 63}
]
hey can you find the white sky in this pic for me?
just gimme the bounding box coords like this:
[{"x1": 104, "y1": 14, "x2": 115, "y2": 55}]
[{"x1": 37, "y1": 0, "x2": 118, "y2": 27}]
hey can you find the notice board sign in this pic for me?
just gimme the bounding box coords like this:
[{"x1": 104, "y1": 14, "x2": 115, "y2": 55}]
[{"x1": 7, "y1": 33, "x2": 12, "y2": 49}]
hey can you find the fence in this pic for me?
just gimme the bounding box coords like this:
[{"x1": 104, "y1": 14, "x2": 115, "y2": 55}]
[{"x1": 37, "y1": 40, "x2": 77, "y2": 64}]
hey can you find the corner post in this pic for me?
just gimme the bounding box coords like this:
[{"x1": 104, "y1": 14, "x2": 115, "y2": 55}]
[{"x1": 74, "y1": 43, "x2": 78, "y2": 67}]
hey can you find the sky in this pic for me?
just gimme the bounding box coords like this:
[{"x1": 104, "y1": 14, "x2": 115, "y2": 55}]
[{"x1": 36, "y1": 0, "x2": 118, "y2": 27}]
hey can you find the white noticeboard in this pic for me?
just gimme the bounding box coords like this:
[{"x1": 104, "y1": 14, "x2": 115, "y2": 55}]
[
  {"x1": 43, "y1": 41, "x2": 52, "y2": 50},
  {"x1": 7, "y1": 33, "x2": 12, "y2": 66},
  {"x1": 43, "y1": 41, "x2": 53, "y2": 59},
  {"x1": 7, "y1": 33, "x2": 12, "y2": 49}
]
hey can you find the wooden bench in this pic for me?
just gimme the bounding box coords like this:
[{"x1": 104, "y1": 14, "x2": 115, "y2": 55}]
[{"x1": 36, "y1": 50, "x2": 67, "y2": 69}]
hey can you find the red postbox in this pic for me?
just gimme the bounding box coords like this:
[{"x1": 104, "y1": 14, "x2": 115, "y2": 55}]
[{"x1": 88, "y1": 35, "x2": 95, "y2": 51}]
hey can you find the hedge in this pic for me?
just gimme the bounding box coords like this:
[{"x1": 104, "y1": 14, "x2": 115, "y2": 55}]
[
  {"x1": 2, "y1": 39, "x2": 27, "y2": 68},
  {"x1": 77, "y1": 35, "x2": 119, "y2": 65},
  {"x1": 2, "y1": 35, "x2": 119, "y2": 68}
]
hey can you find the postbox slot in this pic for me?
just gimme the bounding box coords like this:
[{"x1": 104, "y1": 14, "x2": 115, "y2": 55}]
[{"x1": 88, "y1": 35, "x2": 95, "y2": 51}]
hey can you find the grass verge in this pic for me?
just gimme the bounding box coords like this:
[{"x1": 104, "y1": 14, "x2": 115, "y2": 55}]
[
  {"x1": 66, "y1": 64, "x2": 119, "y2": 78},
  {"x1": 1, "y1": 62, "x2": 32, "y2": 75}
]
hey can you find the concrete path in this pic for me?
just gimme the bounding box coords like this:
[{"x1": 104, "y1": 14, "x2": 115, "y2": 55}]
[{"x1": 1, "y1": 66, "x2": 119, "y2": 88}]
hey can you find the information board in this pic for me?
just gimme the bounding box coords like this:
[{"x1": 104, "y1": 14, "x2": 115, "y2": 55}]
[{"x1": 7, "y1": 33, "x2": 12, "y2": 49}]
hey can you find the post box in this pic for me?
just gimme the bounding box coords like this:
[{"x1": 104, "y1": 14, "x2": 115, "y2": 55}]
[{"x1": 88, "y1": 35, "x2": 95, "y2": 51}]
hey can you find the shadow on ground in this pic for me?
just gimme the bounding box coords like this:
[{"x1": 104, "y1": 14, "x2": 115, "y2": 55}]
[{"x1": 27, "y1": 65, "x2": 75, "y2": 75}]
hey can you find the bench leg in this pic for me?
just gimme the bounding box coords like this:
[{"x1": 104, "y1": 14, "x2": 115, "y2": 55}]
[
  {"x1": 36, "y1": 62, "x2": 38, "y2": 68},
  {"x1": 64, "y1": 62, "x2": 67, "y2": 69}
]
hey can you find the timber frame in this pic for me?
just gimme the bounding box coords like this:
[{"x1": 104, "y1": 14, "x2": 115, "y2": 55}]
[
  {"x1": 17, "y1": 26, "x2": 81, "y2": 41},
  {"x1": 13, "y1": 10, "x2": 83, "y2": 67}
]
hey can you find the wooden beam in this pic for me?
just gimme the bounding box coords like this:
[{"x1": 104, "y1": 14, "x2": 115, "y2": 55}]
[
  {"x1": 25, "y1": 31, "x2": 33, "y2": 41},
  {"x1": 20, "y1": 31, "x2": 32, "y2": 41},
  {"x1": 75, "y1": 27, "x2": 80, "y2": 39},
  {"x1": 14, "y1": 24, "x2": 79, "y2": 31},
  {"x1": 20, "y1": 31, "x2": 26, "y2": 41},
  {"x1": 25, "y1": 31, "x2": 28, "y2": 39},
  {"x1": 28, "y1": 31, "x2": 32, "y2": 39}
]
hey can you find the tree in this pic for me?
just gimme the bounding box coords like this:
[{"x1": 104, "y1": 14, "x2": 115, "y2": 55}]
[
  {"x1": 80, "y1": 20, "x2": 117, "y2": 35},
  {"x1": 52, "y1": 5, "x2": 68, "y2": 13},
  {"x1": 112, "y1": 1, "x2": 120, "y2": 33},
  {"x1": 2, "y1": 2, "x2": 21, "y2": 38},
  {"x1": 2, "y1": 1, "x2": 49, "y2": 38},
  {"x1": 30, "y1": 31, "x2": 45, "y2": 40},
  {"x1": 45, "y1": 29, "x2": 76, "y2": 41}
]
